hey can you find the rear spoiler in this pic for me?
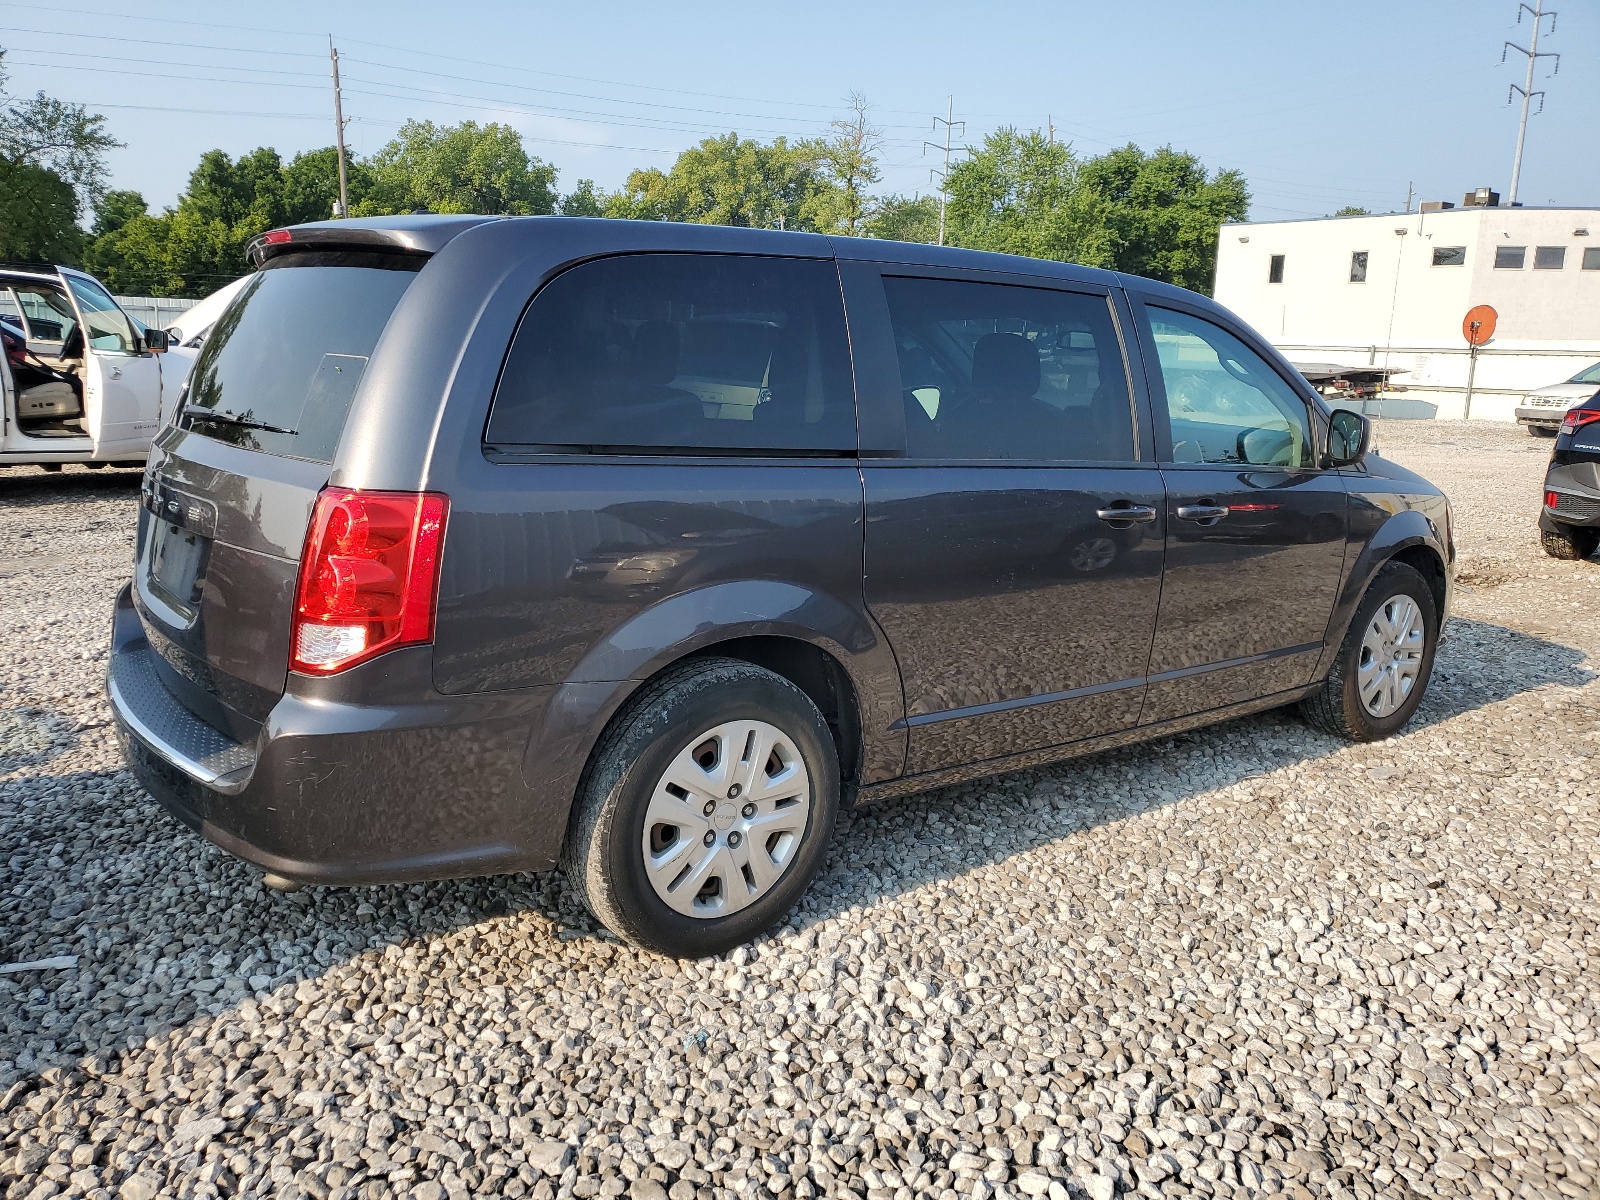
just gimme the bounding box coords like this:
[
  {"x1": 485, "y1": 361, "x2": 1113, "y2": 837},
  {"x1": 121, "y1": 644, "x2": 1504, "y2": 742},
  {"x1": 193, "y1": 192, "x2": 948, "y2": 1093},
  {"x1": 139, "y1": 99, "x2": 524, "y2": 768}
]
[{"x1": 246, "y1": 214, "x2": 504, "y2": 267}]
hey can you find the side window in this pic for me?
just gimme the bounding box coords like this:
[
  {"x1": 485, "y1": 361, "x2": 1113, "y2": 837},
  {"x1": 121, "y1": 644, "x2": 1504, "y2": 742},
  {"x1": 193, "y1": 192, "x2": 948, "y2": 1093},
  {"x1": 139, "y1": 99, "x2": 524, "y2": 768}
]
[
  {"x1": 881, "y1": 276, "x2": 1135, "y2": 462},
  {"x1": 1147, "y1": 306, "x2": 1314, "y2": 469},
  {"x1": 64, "y1": 275, "x2": 137, "y2": 353},
  {"x1": 487, "y1": 255, "x2": 855, "y2": 453},
  {"x1": 9, "y1": 285, "x2": 78, "y2": 347}
]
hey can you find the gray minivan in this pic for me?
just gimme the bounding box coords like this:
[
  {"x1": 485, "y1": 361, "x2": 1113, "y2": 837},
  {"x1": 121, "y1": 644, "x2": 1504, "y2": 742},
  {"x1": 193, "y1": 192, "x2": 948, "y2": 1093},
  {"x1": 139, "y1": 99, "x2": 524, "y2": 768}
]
[{"x1": 109, "y1": 216, "x2": 1453, "y2": 956}]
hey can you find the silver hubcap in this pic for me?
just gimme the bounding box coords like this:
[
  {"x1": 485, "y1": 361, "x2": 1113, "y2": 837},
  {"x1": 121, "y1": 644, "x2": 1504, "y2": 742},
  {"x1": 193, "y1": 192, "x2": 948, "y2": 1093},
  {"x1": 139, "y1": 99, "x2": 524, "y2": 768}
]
[
  {"x1": 1358, "y1": 596, "x2": 1426, "y2": 718},
  {"x1": 642, "y1": 720, "x2": 811, "y2": 919}
]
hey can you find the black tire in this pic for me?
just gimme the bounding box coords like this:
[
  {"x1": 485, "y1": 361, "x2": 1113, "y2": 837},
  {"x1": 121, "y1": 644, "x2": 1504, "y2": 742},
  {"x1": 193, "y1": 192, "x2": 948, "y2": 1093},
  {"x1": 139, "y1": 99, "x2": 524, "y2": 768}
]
[
  {"x1": 561, "y1": 657, "x2": 840, "y2": 958},
  {"x1": 1529, "y1": 425, "x2": 1558, "y2": 438},
  {"x1": 1541, "y1": 525, "x2": 1599, "y2": 561},
  {"x1": 1300, "y1": 562, "x2": 1439, "y2": 742}
]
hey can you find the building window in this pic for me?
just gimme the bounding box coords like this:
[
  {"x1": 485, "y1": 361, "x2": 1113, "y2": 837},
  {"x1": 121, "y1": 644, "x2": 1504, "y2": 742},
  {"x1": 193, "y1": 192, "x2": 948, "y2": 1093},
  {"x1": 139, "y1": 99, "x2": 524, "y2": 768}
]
[
  {"x1": 1268, "y1": 254, "x2": 1285, "y2": 284},
  {"x1": 1349, "y1": 251, "x2": 1368, "y2": 282},
  {"x1": 1534, "y1": 246, "x2": 1566, "y2": 270},
  {"x1": 1583, "y1": 247, "x2": 1600, "y2": 271},
  {"x1": 1431, "y1": 246, "x2": 1466, "y2": 266},
  {"x1": 1494, "y1": 245, "x2": 1526, "y2": 269}
]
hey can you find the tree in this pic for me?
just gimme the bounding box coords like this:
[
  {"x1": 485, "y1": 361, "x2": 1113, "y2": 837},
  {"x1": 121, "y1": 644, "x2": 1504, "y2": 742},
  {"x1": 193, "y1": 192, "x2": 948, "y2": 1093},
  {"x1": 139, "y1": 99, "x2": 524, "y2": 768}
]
[
  {"x1": 0, "y1": 47, "x2": 119, "y2": 208},
  {"x1": 1333, "y1": 205, "x2": 1370, "y2": 217},
  {"x1": 865, "y1": 194, "x2": 940, "y2": 244},
  {"x1": 0, "y1": 159, "x2": 82, "y2": 263},
  {"x1": 818, "y1": 92, "x2": 882, "y2": 236},
  {"x1": 360, "y1": 119, "x2": 557, "y2": 216},
  {"x1": 944, "y1": 128, "x2": 1114, "y2": 266},
  {"x1": 605, "y1": 133, "x2": 835, "y2": 231},
  {"x1": 558, "y1": 179, "x2": 607, "y2": 216},
  {"x1": 1078, "y1": 144, "x2": 1249, "y2": 293}
]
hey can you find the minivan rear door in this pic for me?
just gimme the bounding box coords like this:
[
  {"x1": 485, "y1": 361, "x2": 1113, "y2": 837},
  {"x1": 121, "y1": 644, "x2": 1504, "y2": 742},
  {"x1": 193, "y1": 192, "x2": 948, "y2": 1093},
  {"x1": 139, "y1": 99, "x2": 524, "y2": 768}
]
[
  {"x1": 132, "y1": 250, "x2": 425, "y2": 739},
  {"x1": 57, "y1": 268, "x2": 163, "y2": 454},
  {"x1": 847, "y1": 264, "x2": 1165, "y2": 777}
]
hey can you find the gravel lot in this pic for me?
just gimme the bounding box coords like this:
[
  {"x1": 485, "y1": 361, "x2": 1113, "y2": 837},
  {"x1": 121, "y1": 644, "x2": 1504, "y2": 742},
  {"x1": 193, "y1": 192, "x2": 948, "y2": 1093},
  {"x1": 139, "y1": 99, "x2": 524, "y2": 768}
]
[{"x1": 2, "y1": 421, "x2": 1597, "y2": 1200}]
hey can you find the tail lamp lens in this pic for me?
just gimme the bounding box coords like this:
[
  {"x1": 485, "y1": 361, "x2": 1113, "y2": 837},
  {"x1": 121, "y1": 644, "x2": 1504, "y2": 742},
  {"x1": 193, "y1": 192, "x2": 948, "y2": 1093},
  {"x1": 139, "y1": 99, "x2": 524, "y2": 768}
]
[
  {"x1": 1562, "y1": 406, "x2": 1600, "y2": 434},
  {"x1": 291, "y1": 488, "x2": 448, "y2": 674},
  {"x1": 1546, "y1": 491, "x2": 1561, "y2": 509}
]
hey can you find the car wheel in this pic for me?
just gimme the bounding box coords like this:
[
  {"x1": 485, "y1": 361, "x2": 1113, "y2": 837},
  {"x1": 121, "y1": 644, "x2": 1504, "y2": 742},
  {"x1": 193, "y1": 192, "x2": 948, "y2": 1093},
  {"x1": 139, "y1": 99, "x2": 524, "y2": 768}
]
[
  {"x1": 1541, "y1": 525, "x2": 1600, "y2": 560},
  {"x1": 562, "y1": 657, "x2": 840, "y2": 957},
  {"x1": 1529, "y1": 425, "x2": 1558, "y2": 438},
  {"x1": 1300, "y1": 562, "x2": 1439, "y2": 742}
]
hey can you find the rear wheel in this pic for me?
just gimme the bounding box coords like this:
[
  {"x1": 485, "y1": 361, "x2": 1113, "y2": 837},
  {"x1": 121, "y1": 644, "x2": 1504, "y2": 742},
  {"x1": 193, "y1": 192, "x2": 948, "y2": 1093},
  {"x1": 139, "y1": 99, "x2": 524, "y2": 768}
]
[
  {"x1": 562, "y1": 658, "x2": 839, "y2": 957},
  {"x1": 1542, "y1": 525, "x2": 1600, "y2": 560},
  {"x1": 1300, "y1": 562, "x2": 1438, "y2": 742}
]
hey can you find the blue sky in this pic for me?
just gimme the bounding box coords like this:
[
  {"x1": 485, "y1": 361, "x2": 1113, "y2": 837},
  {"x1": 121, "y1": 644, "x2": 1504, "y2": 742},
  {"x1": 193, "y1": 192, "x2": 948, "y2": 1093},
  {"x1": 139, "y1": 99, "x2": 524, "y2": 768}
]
[{"x1": 2, "y1": 0, "x2": 1594, "y2": 220}]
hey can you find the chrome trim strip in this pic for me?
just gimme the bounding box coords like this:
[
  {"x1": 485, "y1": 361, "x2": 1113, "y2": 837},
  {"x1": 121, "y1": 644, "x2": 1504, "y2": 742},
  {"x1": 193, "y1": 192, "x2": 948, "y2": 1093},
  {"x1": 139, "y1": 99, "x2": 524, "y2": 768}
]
[{"x1": 107, "y1": 670, "x2": 253, "y2": 795}]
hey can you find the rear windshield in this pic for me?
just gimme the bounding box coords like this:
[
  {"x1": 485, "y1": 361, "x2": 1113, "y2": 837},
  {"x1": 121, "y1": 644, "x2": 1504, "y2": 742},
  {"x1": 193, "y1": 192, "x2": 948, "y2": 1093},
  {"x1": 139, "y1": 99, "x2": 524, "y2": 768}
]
[{"x1": 178, "y1": 251, "x2": 423, "y2": 461}]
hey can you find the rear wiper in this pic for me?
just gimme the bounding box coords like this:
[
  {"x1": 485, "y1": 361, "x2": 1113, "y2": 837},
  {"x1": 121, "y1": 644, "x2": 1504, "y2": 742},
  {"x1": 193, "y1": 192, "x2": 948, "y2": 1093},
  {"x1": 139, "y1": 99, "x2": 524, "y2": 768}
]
[{"x1": 185, "y1": 410, "x2": 296, "y2": 435}]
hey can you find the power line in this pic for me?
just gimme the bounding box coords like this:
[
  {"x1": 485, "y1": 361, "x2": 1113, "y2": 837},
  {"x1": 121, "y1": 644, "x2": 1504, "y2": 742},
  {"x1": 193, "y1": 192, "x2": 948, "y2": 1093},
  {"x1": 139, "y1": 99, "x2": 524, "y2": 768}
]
[{"x1": 1502, "y1": 1, "x2": 1559, "y2": 206}]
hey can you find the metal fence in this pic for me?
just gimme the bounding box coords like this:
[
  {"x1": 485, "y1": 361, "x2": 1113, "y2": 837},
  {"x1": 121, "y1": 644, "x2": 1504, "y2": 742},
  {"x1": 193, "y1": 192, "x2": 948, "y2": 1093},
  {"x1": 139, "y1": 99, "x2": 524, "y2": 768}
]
[{"x1": 113, "y1": 295, "x2": 198, "y2": 329}]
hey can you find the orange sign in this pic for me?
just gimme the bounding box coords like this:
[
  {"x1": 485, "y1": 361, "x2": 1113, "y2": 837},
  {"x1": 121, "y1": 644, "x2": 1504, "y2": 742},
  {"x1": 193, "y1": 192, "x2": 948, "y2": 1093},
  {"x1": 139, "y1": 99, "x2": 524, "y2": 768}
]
[{"x1": 1463, "y1": 304, "x2": 1498, "y2": 345}]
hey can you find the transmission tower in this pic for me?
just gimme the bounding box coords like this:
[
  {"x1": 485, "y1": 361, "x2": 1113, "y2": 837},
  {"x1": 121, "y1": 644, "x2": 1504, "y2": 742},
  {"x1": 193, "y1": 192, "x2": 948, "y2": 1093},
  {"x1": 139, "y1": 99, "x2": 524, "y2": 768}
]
[
  {"x1": 1502, "y1": 1, "x2": 1559, "y2": 207},
  {"x1": 924, "y1": 98, "x2": 964, "y2": 247}
]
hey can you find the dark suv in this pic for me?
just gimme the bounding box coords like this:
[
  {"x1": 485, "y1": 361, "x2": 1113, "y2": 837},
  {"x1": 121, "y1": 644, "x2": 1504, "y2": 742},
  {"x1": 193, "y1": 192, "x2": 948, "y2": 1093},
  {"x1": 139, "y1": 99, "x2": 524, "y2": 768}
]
[
  {"x1": 1540, "y1": 397, "x2": 1600, "y2": 561},
  {"x1": 109, "y1": 216, "x2": 1453, "y2": 956}
]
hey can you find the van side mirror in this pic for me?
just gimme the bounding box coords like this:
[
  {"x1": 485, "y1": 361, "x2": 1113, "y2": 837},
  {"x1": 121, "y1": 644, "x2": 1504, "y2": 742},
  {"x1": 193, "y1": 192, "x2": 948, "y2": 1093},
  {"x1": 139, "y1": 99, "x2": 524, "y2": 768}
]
[
  {"x1": 142, "y1": 327, "x2": 171, "y2": 354},
  {"x1": 1325, "y1": 408, "x2": 1371, "y2": 466}
]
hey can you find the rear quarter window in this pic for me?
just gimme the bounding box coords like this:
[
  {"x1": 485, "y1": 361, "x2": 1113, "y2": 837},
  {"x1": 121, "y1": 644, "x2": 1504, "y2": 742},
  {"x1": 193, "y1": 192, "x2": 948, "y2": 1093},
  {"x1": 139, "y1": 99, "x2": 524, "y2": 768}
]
[
  {"x1": 179, "y1": 251, "x2": 423, "y2": 462},
  {"x1": 486, "y1": 253, "x2": 856, "y2": 454}
]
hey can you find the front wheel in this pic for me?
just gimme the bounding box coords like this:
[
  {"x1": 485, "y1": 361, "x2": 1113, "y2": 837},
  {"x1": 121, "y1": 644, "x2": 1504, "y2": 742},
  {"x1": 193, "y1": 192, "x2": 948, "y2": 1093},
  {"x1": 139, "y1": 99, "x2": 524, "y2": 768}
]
[
  {"x1": 1541, "y1": 525, "x2": 1599, "y2": 560},
  {"x1": 562, "y1": 658, "x2": 840, "y2": 957},
  {"x1": 1300, "y1": 562, "x2": 1439, "y2": 742},
  {"x1": 1529, "y1": 424, "x2": 1558, "y2": 438}
]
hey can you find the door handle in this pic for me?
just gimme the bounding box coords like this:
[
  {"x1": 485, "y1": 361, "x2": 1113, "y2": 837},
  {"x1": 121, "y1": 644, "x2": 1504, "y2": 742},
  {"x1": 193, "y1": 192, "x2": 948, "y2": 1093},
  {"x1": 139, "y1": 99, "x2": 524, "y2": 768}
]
[
  {"x1": 108, "y1": 366, "x2": 122, "y2": 380},
  {"x1": 1176, "y1": 504, "x2": 1230, "y2": 522},
  {"x1": 1095, "y1": 503, "x2": 1158, "y2": 523}
]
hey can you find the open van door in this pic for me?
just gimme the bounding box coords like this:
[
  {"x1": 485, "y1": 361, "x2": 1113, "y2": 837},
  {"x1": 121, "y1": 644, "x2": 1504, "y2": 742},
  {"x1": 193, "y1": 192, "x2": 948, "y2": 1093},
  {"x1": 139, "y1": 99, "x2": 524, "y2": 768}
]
[{"x1": 57, "y1": 267, "x2": 163, "y2": 456}]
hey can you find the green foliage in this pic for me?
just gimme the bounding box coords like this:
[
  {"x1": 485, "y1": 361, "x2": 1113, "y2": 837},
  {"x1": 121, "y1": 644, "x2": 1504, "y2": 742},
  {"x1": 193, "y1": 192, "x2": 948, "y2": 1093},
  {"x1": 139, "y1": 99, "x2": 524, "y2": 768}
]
[
  {"x1": 937, "y1": 132, "x2": 1248, "y2": 293},
  {"x1": 1334, "y1": 205, "x2": 1370, "y2": 217},
  {"x1": 358, "y1": 120, "x2": 556, "y2": 216},
  {"x1": 1077, "y1": 144, "x2": 1249, "y2": 293},
  {"x1": 865, "y1": 194, "x2": 941, "y2": 244},
  {"x1": 605, "y1": 133, "x2": 835, "y2": 231},
  {"x1": 816, "y1": 92, "x2": 882, "y2": 236},
  {"x1": 558, "y1": 179, "x2": 607, "y2": 217},
  {"x1": 0, "y1": 158, "x2": 82, "y2": 263},
  {"x1": 0, "y1": 47, "x2": 119, "y2": 209}
]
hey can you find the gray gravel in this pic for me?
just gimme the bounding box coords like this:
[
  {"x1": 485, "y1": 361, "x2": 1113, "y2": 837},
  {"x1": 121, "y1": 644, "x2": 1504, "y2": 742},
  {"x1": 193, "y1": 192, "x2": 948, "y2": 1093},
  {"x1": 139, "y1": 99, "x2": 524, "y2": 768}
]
[{"x1": 2, "y1": 423, "x2": 1597, "y2": 1200}]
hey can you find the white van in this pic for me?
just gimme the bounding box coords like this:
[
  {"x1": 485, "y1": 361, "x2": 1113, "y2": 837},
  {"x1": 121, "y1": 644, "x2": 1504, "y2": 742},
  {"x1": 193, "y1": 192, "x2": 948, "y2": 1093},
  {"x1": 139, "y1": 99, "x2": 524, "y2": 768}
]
[{"x1": 0, "y1": 266, "x2": 172, "y2": 470}]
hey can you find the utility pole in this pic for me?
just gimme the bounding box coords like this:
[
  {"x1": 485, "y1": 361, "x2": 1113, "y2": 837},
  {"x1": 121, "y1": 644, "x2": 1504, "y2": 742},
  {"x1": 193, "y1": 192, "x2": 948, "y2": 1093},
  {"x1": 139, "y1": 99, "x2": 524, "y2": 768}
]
[
  {"x1": 1502, "y1": 1, "x2": 1559, "y2": 207},
  {"x1": 330, "y1": 37, "x2": 350, "y2": 219},
  {"x1": 1047, "y1": 115, "x2": 1055, "y2": 146},
  {"x1": 924, "y1": 97, "x2": 963, "y2": 247},
  {"x1": 1404, "y1": 181, "x2": 1413, "y2": 214}
]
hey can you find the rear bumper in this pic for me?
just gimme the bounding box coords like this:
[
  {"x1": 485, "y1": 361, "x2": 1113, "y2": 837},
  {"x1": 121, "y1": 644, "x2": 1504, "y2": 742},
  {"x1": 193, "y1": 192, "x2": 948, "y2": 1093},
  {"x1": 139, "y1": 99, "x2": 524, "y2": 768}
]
[
  {"x1": 1541, "y1": 463, "x2": 1600, "y2": 531},
  {"x1": 108, "y1": 582, "x2": 556, "y2": 886},
  {"x1": 1515, "y1": 407, "x2": 1565, "y2": 426}
]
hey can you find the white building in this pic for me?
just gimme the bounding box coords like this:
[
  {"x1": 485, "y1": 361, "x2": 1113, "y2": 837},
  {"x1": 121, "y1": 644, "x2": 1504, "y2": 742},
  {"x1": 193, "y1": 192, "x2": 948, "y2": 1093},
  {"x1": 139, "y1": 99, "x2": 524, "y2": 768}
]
[{"x1": 1213, "y1": 201, "x2": 1600, "y2": 420}]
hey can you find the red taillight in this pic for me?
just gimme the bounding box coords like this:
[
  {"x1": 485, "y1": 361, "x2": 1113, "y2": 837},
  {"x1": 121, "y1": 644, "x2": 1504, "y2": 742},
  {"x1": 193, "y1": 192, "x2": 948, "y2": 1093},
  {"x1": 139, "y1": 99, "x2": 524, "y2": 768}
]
[
  {"x1": 1546, "y1": 491, "x2": 1561, "y2": 509},
  {"x1": 1561, "y1": 405, "x2": 1600, "y2": 434},
  {"x1": 261, "y1": 229, "x2": 292, "y2": 245},
  {"x1": 291, "y1": 488, "x2": 448, "y2": 674}
]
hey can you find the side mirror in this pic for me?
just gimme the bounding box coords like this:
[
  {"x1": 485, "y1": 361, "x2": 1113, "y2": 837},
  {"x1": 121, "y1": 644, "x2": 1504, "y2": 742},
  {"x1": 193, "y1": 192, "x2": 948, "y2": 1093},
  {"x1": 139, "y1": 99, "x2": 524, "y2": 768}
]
[
  {"x1": 142, "y1": 327, "x2": 170, "y2": 354},
  {"x1": 1325, "y1": 408, "x2": 1371, "y2": 467}
]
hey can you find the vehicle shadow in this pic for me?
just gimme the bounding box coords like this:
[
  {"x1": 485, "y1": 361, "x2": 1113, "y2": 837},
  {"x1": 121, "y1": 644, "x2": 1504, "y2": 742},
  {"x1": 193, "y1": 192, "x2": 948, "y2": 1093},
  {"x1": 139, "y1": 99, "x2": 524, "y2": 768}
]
[
  {"x1": 0, "y1": 466, "x2": 142, "y2": 501},
  {"x1": 0, "y1": 614, "x2": 1589, "y2": 1084}
]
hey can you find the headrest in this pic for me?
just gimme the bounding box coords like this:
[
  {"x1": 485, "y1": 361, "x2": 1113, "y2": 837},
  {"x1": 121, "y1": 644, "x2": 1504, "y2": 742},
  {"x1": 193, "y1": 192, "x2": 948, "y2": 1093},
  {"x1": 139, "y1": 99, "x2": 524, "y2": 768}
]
[
  {"x1": 971, "y1": 333, "x2": 1040, "y2": 401},
  {"x1": 632, "y1": 321, "x2": 680, "y2": 387}
]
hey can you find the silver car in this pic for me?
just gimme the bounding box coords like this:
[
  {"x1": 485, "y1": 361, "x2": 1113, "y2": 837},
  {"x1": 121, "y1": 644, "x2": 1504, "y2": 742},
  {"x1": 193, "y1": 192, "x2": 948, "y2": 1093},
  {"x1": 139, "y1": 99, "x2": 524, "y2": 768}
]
[{"x1": 1516, "y1": 361, "x2": 1600, "y2": 436}]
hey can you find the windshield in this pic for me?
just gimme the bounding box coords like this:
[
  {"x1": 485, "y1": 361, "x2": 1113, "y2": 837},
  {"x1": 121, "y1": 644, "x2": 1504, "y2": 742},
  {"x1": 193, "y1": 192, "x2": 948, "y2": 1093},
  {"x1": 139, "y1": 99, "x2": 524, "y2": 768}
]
[
  {"x1": 1569, "y1": 362, "x2": 1600, "y2": 385},
  {"x1": 179, "y1": 253, "x2": 422, "y2": 461}
]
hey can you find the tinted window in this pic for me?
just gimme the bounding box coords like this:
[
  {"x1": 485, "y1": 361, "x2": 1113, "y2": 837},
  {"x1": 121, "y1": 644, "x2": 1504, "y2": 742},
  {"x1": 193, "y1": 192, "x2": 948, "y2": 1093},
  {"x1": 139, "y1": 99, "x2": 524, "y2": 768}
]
[
  {"x1": 64, "y1": 275, "x2": 136, "y2": 353},
  {"x1": 882, "y1": 276, "x2": 1134, "y2": 462},
  {"x1": 1148, "y1": 307, "x2": 1313, "y2": 469},
  {"x1": 1570, "y1": 363, "x2": 1600, "y2": 384},
  {"x1": 488, "y1": 255, "x2": 854, "y2": 453},
  {"x1": 1495, "y1": 245, "x2": 1526, "y2": 269},
  {"x1": 1268, "y1": 255, "x2": 1285, "y2": 283},
  {"x1": 1534, "y1": 245, "x2": 1566, "y2": 270},
  {"x1": 180, "y1": 254, "x2": 421, "y2": 462},
  {"x1": 1584, "y1": 248, "x2": 1600, "y2": 271},
  {"x1": 1432, "y1": 246, "x2": 1466, "y2": 266},
  {"x1": 8, "y1": 284, "x2": 76, "y2": 346},
  {"x1": 1349, "y1": 251, "x2": 1368, "y2": 282}
]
